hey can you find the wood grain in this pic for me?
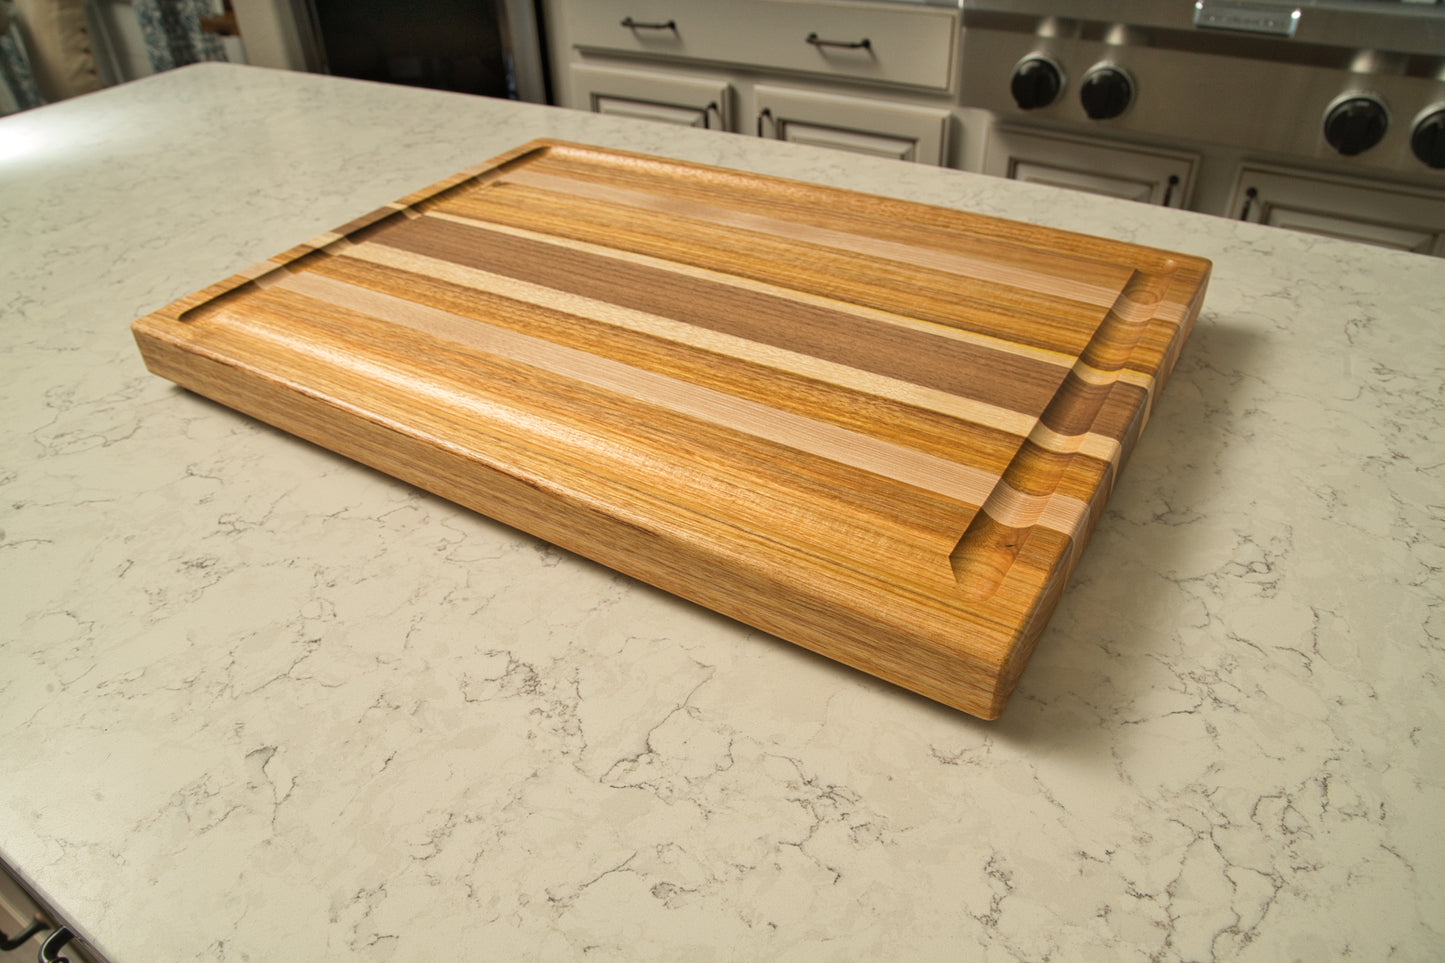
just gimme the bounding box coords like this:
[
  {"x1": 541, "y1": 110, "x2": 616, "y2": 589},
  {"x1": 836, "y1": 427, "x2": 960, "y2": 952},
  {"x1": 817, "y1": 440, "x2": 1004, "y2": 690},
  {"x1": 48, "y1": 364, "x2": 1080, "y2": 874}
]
[{"x1": 131, "y1": 140, "x2": 1210, "y2": 719}]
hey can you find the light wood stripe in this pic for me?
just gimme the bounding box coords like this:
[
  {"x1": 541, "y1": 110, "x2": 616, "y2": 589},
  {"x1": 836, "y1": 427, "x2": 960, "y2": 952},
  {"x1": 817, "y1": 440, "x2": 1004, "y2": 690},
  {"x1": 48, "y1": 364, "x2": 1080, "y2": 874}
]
[
  {"x1": 348, "y1": 232, "x2": 1126, "y2": 469},
  {"x1": 301, "y1": 249, "x2": 1033, "y2": 477},
  {"x1": 272, "y1": 270, "x2": 1094, "y2": 538},
  {"x1": 340, "y1": 238, "x2": 1046, "y2": 438},
  {"x1": 1030, "y1": 422, "x2": 1121, "y2": 465},
  {"x1": 408, "y1": 213, "x2": 1134, "y2": 467},
  {"x1": 502, "y1": 169, "x2": 1130, "y2": 309},
  {"x1": 426, "y1": 210, "x2": 1081, "y2": 370},
  {"x1": 377, "y1": 212, "x2": 1073, "y2": 417}
]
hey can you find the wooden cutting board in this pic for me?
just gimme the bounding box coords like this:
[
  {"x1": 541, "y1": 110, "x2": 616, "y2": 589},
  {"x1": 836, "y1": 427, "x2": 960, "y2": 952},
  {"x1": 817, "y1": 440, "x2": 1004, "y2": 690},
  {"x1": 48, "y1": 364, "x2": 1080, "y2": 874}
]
[{"x1": 132, "y1": 140, "x2": 1210, "y2": 719}]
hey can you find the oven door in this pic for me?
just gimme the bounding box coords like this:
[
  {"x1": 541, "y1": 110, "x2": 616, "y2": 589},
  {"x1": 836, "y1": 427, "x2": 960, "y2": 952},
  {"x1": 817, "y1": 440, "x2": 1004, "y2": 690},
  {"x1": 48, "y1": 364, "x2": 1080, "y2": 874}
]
[{"x1": 231, "y1": 0, "x2": 547, "y2": 102}]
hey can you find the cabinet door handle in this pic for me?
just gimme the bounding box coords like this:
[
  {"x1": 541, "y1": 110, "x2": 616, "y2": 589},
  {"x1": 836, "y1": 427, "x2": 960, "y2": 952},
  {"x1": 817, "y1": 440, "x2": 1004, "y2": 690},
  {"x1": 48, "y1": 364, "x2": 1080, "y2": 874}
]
[
  {"x1": 621, "y1": 16, "x2": 676, "y2": 31},
  {"x1": 39, "y1": 927, "x2": 74, "y2": 963},
  {"x1": 703, "y1": 101, "x2": 719, "y2": 129},
  {"x1": 806, "y1": 32, "x2": 871, "y2": 51},
  {"x1": 1239, "y1": 186, "x2": 1259, "y2": 220},
  {"x1": 756, "y1": 107, "x2": 773, "y2": 137},
  {"x1": 1162, "y1": 174, "x2": 1180, "y2": 208},
  {"x1": 0, "y1": 916, "x2": 46, "y2": 950}
]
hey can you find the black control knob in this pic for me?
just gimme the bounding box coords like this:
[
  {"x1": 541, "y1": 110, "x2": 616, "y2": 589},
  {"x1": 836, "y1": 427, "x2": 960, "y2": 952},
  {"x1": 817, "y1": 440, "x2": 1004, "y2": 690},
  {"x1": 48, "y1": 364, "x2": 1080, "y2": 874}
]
[
  {"x1": 1010, "y1": 56, "x2": 1062, "y2": 111},
  {"x1": 1323, "y1": 96, "x2": 1388, "y2": 156},
  {"x1": 1411, "y1": 108, "x2": 1445, "y2": 169},
  {"x1": 1080, "y1": 65, "x2": 1133, "y2": 120}
]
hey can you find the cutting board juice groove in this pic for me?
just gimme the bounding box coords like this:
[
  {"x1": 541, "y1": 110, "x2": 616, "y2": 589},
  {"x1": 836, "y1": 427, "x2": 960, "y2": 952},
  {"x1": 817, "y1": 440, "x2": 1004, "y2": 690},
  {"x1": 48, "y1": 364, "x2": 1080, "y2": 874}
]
[{"x1": 133, "y1": 140, "x2": 1210, "y2": 718}]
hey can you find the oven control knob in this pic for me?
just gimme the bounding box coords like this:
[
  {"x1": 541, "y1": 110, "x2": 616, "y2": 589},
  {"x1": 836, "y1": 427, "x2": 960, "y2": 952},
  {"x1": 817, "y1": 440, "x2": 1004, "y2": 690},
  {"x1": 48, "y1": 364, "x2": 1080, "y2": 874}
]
[
  {"x1": 1410, "y1": 108, "x2": 1445, "y2": 169},
  {"x1": 1010, "y1": 56, "x2": 1063, "y2": 111},
  {"x1": 1080, "y1": 65, "x2": 1133, "y2": 120},
  {"x1": 1323, "y1": 96, "x2": 1388, "y2": 156}
]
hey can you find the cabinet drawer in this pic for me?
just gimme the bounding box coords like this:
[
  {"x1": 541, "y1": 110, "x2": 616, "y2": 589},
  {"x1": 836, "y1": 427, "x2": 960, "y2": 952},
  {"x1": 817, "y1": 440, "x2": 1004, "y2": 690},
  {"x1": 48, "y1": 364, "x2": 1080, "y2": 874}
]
[
  {"x1": 756, "y1": 84, "x2": 950, "y2": 164},
  {"x1": 571, "y1": 63, "x2": 733, "y2": 130},
  {"x1": 566, "y1": 0, "x2": 957, "y2": 91},
  {"x1": 1229, "y1": 164, "x2": 1445, "y2": 256},
  {"x1": 983, "y1": 127, "x2": 1197, "y2": 208}
]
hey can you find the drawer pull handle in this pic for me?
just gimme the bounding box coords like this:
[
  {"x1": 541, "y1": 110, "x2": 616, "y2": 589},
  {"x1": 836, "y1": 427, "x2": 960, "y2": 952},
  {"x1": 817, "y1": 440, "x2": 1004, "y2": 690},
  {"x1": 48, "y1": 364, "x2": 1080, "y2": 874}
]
[
  {"x1": 806, "y1": 32, "x2": 871, "y2": 51},
  {"x1": 621, "y1": 16, "x2": 676, "y2": 31},
  {"x1": 0, "y1": 916, "x2": 46, "y2": 950},
  {"x1": 1239, "y1": 186, "x2": 1258, "y2": 220},
  {"x1": 38, "y1": 927, "x2": 74, "y2": 963}
]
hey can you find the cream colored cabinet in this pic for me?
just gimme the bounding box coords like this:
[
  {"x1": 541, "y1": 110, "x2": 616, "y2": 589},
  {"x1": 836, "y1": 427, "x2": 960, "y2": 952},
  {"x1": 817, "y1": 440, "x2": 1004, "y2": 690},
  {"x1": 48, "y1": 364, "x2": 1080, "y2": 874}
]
[
  {"x1": 0, "y1": 863, "x2": 104, "y2": 963},
  {"x1": 544, "y1": 0, "x2": 962, "y2": 166},
  {"x1": 983, "y1": 126, "x2": 1197, "y2": 207},
  {"x1": 564, "y1": 0, "x2": 956, "y2": 92},
  {"x1": 1229, "y1": 164, "x2": 1445, "y2": 256},
  {"x1": 755, "y1": 84, "x2": 950, "y2": 164},
  {"x1": 570, "y1": 63, "x2": 731, "y2": 130}
]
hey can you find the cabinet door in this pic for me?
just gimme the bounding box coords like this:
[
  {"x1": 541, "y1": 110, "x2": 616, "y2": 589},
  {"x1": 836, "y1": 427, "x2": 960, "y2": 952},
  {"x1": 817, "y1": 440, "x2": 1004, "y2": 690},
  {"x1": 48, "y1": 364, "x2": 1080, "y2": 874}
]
[
  {"x1": 1229, "y1": 165, "x2": 1445, "y2": 256},
  {"x1": 983, "y1": 126, "x2": 1196, "y2": 207},
  {"x1": 753, "y1": 85, "x2": 950, "y2": 165},
  {"x1": 570, "y1": 63, "x2": 731, "y2": 130},
  {"x1": 0, "y1": 863, "x2": 103, "y2": 963}
]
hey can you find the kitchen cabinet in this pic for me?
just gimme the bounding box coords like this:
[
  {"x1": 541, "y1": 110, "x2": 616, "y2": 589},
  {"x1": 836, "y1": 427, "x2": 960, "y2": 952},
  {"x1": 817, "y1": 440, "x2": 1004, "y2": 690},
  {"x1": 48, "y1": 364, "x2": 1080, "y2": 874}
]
[
  {"x1": 544, "y1": 0, "x2": 961, "y2": 164},
  {"x1": 0, "y1": 862, "x2": 102, "y2": 963},
  {"x1": 754, "y1": 84, "x2": 950, "y2": 164},
  {"x1": 0, "y1": 866, "x2": 47, "y2": 958},
  {"x1": 1229, "y1": 163, "x2": 1445, "y2": 255},
  {"x1": 570, "y1": 63, "x2": 731, "y2": 129},
  {"x1": 982, "y1": 126, "x2": 1197, "y2": 207},
  {"x1": 561, "y1": 0, "x2": 956, "y2": 92}
]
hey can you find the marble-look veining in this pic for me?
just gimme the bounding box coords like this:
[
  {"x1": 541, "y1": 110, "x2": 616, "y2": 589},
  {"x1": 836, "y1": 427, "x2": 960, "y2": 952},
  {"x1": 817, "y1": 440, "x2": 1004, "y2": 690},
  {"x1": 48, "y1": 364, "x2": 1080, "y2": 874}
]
[{"x1": 1, "y1": 64, "x2": 1441, "y2": 961}]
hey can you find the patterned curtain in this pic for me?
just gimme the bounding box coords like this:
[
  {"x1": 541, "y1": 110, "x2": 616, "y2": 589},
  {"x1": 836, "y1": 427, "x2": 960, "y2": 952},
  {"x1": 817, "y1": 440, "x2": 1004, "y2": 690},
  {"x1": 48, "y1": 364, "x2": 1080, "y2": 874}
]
[
  {"x1": 134, "y1": 0, "x2": 225, "y2": 73},
  {"x1": 0, "y1": 1, "x2": 44, "y2": 114}
]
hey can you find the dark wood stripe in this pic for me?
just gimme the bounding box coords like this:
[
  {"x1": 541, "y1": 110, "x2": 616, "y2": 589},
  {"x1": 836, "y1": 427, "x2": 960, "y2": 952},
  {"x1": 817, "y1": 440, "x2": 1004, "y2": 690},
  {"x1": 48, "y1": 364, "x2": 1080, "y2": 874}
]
[
  {"x1": 204, "y1": 285, "x2": 985, "y2": 556},
  {"x1": 307, "y1": 252, "x2": 1033, "y2": 476},
  {"x1": 523, "y1": 148, "x2": 1146, "y2": 292},
  {"x1": 440, "y1": 182, "x2": 1114, "y2": 356},
  {"x1": 372, "y1": 213, "x2": 1074, "y2": 417}
]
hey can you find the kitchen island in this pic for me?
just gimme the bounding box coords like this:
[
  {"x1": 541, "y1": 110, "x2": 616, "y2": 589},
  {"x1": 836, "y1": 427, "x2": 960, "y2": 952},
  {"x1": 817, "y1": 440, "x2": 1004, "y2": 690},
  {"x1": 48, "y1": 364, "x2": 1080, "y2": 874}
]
[{"x1": 1, "y1": 64, "x2": 1441, "y2": 960}]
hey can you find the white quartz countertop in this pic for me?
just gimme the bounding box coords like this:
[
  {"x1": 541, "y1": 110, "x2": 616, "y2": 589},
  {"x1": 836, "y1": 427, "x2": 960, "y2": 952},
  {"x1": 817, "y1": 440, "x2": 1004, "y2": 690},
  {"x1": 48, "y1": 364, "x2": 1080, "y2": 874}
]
[{"x1": 2, "y1": 64, "x2": 1441, "y2": 961}]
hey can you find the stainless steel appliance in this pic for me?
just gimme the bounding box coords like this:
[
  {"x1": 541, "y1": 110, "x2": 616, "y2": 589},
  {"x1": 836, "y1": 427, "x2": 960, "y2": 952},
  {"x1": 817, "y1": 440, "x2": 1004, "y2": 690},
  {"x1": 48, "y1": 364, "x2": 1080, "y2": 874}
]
[
  {"x1": 959, "y1": 0, "x2": 1445, "y2": 252},
  {"x1": 300, "y1": 0, "x2": 547, "y2": 101},
  {"x1": 233, "y1": 0, "x2": 548, "y2": 104}
]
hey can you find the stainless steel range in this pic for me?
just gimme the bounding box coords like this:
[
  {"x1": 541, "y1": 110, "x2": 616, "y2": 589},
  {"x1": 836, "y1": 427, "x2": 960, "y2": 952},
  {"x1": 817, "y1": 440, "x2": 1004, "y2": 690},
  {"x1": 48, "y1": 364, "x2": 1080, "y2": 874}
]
[{"x1": 958, "y1": 0, "x2": 1445, "y2": 253}]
